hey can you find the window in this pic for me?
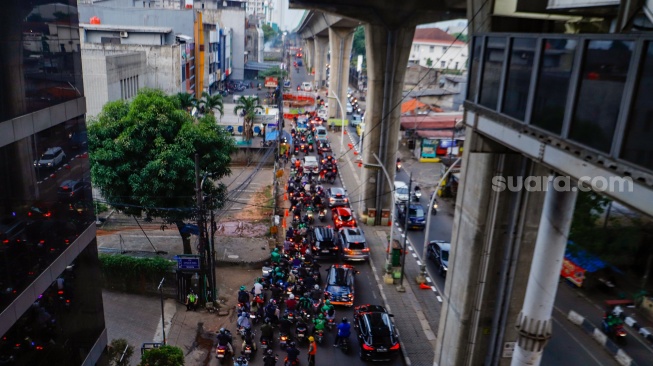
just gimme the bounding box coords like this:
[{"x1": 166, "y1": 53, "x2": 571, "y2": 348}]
[
  {"x1": 455, "y1": 62, "x2": 459, "y2": 69},
  {"x1": 440, "y1": 61, "x2": 446, "y2": 68},
  {"x1": 479, "y1": 37, "x2": 507, "y2": 110},
  {"x1": 443, "y1": 46, "x2": 448, "y2": 53},
  {"x1": 430, "y1": 46, "x2": 435, "y2": 52},
  {"x1": 569, "y1": 40, "x2": 633, "y2": 152},
  {"x1": 467, "y1": 37, "x2": 483, "y2": 102},
  {"x1": 502, "y1": 38, "x2": 536, "y2": 121},
  {"x1": 622, "y1": 41, "x2": 653, "y2": 171}
]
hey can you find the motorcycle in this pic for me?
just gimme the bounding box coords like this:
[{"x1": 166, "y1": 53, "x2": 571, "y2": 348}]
[
  {"x1": 339, "y1": 337, "x2": 350, "y2": 353},
  {"x1": 311, "y1": 298, "x2": 321, "y2": 315},
  {"x1": 249, "y1": 309, "x2": 261, "y2": 324},
  {"x1": 242, "y1": 340, "x2": 256, "y2": 361},
  {"x1": 234, "y1": 355, "x2": 249, "y2": 366},
  {"x1": 413, "y1": 187, "x2": 422, "y2": 202},
  {"x1": 295, "y1": 323, "x2": 308, "y2": 343},
  {"x1": 284, "y1": 356, "x2": 299, "y2": 366},
  {"x1": 318, "y1": 208, "x2": 327, "y2": 222},
  {"x1": 315, "y1": 329, "x2": 324, "y2": 344},
  {"x1": 279, "y1": 332, "x2": 289, "y2": 349},
  {"x1": 260, "y1": 336, "x2": 272, "y2": 351},
  {"x1": 602, "y1": 317, "x2": 627, "y2": 345},
  {"x1": 216, "y1": 345, "x2": 231, "y2": 364},
  {"x1": 396, "y1": 159, "x2": 402, "y2": 171},
  {"x1": 306, "y1": 209, "x2": 314, "y2": 224}
]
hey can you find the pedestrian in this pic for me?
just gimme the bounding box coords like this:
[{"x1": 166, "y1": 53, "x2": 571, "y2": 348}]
[
  {"x1": 307, "y1": 336, "x2": 317, "y2": 366},
  {"x1": 186, "y1": 290, "x2": 198, "y2": 311}
]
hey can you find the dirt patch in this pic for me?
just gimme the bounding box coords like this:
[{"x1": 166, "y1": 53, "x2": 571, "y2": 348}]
[{"x1": 230, "y1": 184, "x2": 274, "y2": 221}]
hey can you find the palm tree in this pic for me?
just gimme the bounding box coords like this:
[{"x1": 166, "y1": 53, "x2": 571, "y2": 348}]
[
  {"x1": 174, "y1": 92, "x2": 197, "y2": 112},
  {"x1": 233, "y1": 96, "x2": 264, "y2": 142},
  {"x1": 200, "y1": 91, "x2": 224, "y2": 117}
]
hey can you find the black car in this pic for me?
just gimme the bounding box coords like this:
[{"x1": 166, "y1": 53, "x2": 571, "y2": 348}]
[
  {"x1": 0, "y1": 217, "x2": 28, "y2": 246},
  {"x1": 427, "y1": 240, "x2": 450, "y2": 277},
  {"x1": 58, "y1": 180, "x2": 92, "y2": 202},
  {"x1": 353, "y1": 304, "x2": 401, "y2": 361},
  {"x1": 311, "y1": 226, "x2": 339, "y2": 259},
  {"x1": 324, "y1": 264, "x2": 357, "y2": 307}
]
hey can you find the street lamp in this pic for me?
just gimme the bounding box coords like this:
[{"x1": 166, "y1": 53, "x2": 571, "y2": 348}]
[
  {"x1": 417, "y1": 157, "x2": 461, "y2": 283},
  {"x1": 328, "y1": 90, "x2": 346, "y2": 155},
  {"x1": 364, "y1": 153, "x2": 396, "y2": 283}
]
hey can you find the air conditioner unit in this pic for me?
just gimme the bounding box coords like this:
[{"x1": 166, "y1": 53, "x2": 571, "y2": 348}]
[{"x1": 120, "y1": 31, "x2": 128, "y2": 38}]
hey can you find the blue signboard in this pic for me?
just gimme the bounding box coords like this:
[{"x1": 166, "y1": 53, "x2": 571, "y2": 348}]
[{"x1": 175, "y1": 255, "x2": 200, "y2": 270}]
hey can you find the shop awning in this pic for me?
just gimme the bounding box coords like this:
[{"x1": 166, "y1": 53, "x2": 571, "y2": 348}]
[
  {"x1": 416, "y1": 130, "x2": 456, "y2": 139},
  {"x1": 400, "y1": 113, "x2": 463, "y2": 130}
]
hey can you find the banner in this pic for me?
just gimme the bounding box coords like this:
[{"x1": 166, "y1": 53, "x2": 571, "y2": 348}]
[
  {"x1": 264, "y1": 77, "x2": 278, "y2": 88},
  {"x1": 560, "y1": 258, "x2": 586, "y2": 287}
]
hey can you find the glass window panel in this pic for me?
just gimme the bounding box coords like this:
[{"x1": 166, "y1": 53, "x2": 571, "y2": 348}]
[
  {"x1": 467, "y1": 37, "x2": 483, "y2": 102},
  {"x1": 502, "y1": 38, "x2": 537, "y2": 121},
  {"x1": 531, "y1": 39, "x2": 577, "y2": 134},
  {"x1": 621, "y1": 42, "x2": 653, "y2": 171},
  {"x1": 479, "y1": 37, "x2": 507, "y2": 110},
  {"x1": 569, "y1": 40, "x2": 633, "y2": 152}
]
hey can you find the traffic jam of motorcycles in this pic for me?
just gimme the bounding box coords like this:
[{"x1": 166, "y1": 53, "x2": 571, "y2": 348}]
[{"x1": 216, "y1": 96, "x2": 401, "y2": 365}]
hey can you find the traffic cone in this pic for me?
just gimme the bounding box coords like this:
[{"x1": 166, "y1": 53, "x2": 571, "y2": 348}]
[
  {"x1": 348, "y1": 143, "x2": 353, "y2": 149},
  {"x1": 358, "y1": 163, "x2": 362, "y2": 168},
  {"x1": 344, "y1": 130, "x2": 348, "y2": 135},
  {"x1": 285, "y1": 209, "x2": 289, "y2": 217},
  {"x1": 284, "y1": 193, "x2": 288, "y2": 201},
  {"x1": 419, "y1": 283, "x2": 431, "y2": 290},
  {"x1": 353, "y1": 151, "x2": 358, "y2": 155}
]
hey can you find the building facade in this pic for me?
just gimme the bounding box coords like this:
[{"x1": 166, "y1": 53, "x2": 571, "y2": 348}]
[
  {"x1": 409, "y1": 27, "x2": 468, "y2": 72},
  {"x1": 0, "y1": 1, "x2": 106, "y2": 365}
]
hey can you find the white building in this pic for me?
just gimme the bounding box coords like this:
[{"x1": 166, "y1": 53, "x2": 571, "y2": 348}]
[{"x1": 409, "y1": 28, "x2": 468, "y2": 72}]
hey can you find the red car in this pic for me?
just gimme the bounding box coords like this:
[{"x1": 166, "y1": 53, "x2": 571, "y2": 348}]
[{"x1": 332, "y1": 207, "x2": 356, "y2": 230}]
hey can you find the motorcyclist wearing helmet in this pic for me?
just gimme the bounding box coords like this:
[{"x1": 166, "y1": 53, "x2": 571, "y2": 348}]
[
  {"x1": 270, "y1": 283, "x2": 282, "y2": 302},
  {"x1": 237, "y1": 310, "x2": 252, "y2": 332},
  {"x1": 263, "y1": 349, "x2": 277, "y2": 366},
  {"x1": 237, "y1": 286, "x2": 250, "y2": 312},
  {"x1": 286, "y1": 294, "x2": 298, "y2": 311},
  {"x1": 334, "y1": 317, "x2": 351, "y2": 347},
  {"x1": 260, "y1": 318, "x2": 274, "y2": 343},
  {"x1": 279, "y1": 314, "x2": 293, "y2": 337},
  {"x1": 241, "y1": 327, "x2": 257, "y2": 352},
  {"x1": 313, "y1": 313, "x2": 326, "y2": 334},
  {"x1": 265, "y1": 300, "x2": 279, "y2": 323},
  {"x1": 298, "y1": 293, "x2": 312, "y2": 312},
  {"x1": 216, "y1": 328, "x2": 234, "y2": 354},
  {"x1": 321, "y1": 300, "x2": 335, "y2": 322},
  {"x1": 271, "y1": 247, "x2": 281, "y2": 264},
  {"x1": 285, "y1": 341, "x2": 300, "y2": 363},
  {"x1": 310, "y1": 284, "x2": 322, "y2": 301}
]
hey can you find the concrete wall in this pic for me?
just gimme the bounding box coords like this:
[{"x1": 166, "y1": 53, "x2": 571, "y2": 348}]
[
  {"x1": 230, "y1": 147, "x2": 275, "y2": 166},
  {"x1": 404, "y1": 63, "x2": 440, "y2": 89},
  {"x1": 82, "y1": 44, "x2": 182, "y2": 116},
  {"x1": 201, "y1": 8, "x2": 247, "y2": 80},
  {"x1": 409, "y1": 42, "x2": 468, "y2": 71},
  {"x1": 84, "y1": 30, "x2": 166, "y2": 46}
]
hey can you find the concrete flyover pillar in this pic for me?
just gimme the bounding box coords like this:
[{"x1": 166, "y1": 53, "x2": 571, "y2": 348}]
[
  {"x1": 434, "y1": 128, "x2": 547, "y2": 366},
  {"x1": 360, "y1": 24, "x2": 414, "y2": 223},
  {"x1": 304, "y1": 38, "x2": 315, "y2": 73},
  {"x1": 327, "y1": 27, "x2": 354, "y2": 120},
  {"x1": 511, "y1": 177, "x2": 577, "y2": 366},
  {"x1": 313, "y1": 35, "x2": 329, "y2": 89}
]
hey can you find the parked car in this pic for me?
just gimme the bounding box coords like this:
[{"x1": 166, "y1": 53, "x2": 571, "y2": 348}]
[
  {"x1": 34, "y1": 147, "x2": 66, "y2": 169},
  {"x1": 353, "y1": 304, "x2": 401, "y2": 361},
  {"x1": 332, "y1": 207, "x2": 356, "y2": 230},
  {"x1": 58, "y1": 180, "x2": 92, "y2": 202},
  {"x1": 427, "y1": 240, "x2": 450, "y2": 277},
  {"x1": 324, "y1": 264, "x2": 357, "y2": 307},
  {"x1": 311, "y1": 226, "x2": 339, "y2": 259},
  {"x1": 338, "y1": 227, "x2": 369, "y2": 261},
  {"x1": 327, "y1": 187, "x2": 349, "y2": 207},
  {"x1": 397, "y1": 203, "x2": 426, "y2": 230}
]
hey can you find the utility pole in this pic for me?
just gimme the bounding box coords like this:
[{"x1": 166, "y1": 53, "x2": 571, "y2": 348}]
[
  {"x1": 157, "y1": 277, "x2": 166, "y2": 345},
  {"x1": 397, "y1": 173, "x2": 412, "y2": 292},
  {"x1": 194, "y1": 154, "x2": 207, "y2": 304}
]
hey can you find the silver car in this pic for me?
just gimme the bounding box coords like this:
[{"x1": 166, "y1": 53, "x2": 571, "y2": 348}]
[
  {"x1": 327, "y1": 187, "x2": 349, "y2": 207},
  {"x1": 339, "y1": 227, "x2": 369, "y2": 261}
]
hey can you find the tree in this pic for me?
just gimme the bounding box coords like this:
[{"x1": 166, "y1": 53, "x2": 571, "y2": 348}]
[
  {"x1": 233, "y1": 96, "x2": 264, "y2": 142},
  {"x1": 139, "y1": 345, "x2": 184, "y2": 366},
  {"x1": 425, "y1": 58, "x2": 433, "y2": 67},
  {"x1": 107, "y1": 338, "x2": 134, "y2": 366},
  {"x1": 88, "y1": 89, "x2": 236, "y2": 254},
  {"x1": 259, "y1": 66, "x2": 288, "y2": 80},
  {"x1": 200, "y1": 91, "x2": 224, "y2": 117},
  {"x1": 261, "y1": 23, "x2": 277, "y2": 43},
  {"x1": 352, "y1": 26, "x2": 365, "y2": 57},
  {"x1": 173, "y1": 92, "x2": 197, "y2": 112}
]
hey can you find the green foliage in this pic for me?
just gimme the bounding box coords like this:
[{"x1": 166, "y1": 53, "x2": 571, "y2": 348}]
[
  {"x1": 261, "y1": 24, "x2": 277, "y2": 43},
  {"x1": 452, "y1": 33, "x2": 469, "y2": 43},
  {"x1": 139, "y1": 345, "x2": 184, "y2": 366},
  {"x1": 107, "y1": 338, "x2": 135, "y2": 366},
  {"x1": 94, "y1": 202, "x2": 109, "y2": 214},
  {"x1": 425, "y1": 58, "x2": 433, "y2": 67},
  {"x1": 259, "y1": 66, "x2": 287, "y2": 80},
  {"x1": 173, "y1": 92, "x2": 197, "y2": 111},
  {"x1": 200, "y1": 91, "x2": 224, "y2": 117},
  {"x1": 99, "y1": 254, "x2": 174, "y2": 278},
  {"x1": 88, "y1": 89, "x2": 236, "y2": 253},
  {"x1": 233, "y1": 96, "x2": 264, "y2": 142},
  {"x1": 352, "y1": 26, "x2": 365, "y2": 58}
]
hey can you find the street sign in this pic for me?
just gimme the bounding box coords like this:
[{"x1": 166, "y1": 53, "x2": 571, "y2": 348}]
[
  {"x1": 175, "y1": 255, "x2": 201, "y2": 270},
  {"x1": 502, "y1": 342, "x2": 515, "y2": 358}
]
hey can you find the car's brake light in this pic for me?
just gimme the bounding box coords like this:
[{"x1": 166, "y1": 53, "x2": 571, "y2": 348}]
[
  {"x1": 362, "y1": 343, "x2": 374, "y2": 351},
  {"x1": 390, "y1": 343, "x2": 400, "y2": 350},
  {"x1": 362, "y1": 248, "x2": 370, "y2": 252}
]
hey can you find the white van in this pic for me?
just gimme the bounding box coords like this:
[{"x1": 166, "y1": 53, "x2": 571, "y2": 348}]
[{"x1": 302, "y1": 82, "x2": 312, "y2": 92}]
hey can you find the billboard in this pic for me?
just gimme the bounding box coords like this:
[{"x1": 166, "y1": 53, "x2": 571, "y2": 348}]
[
  {"x1": 560, "y1": 258, "x2": 586, "y2": 287},
  {"x1": 264, "y1": 77, "x2": 278, "y2": 88}
]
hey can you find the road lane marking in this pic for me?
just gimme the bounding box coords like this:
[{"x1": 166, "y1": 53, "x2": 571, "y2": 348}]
[
  {"x1": 426, "y1": 277, "x2": 432, "y2": 283},
  {"x1": 552, "y1": 312, "x2": 608, "y2": 366},
  {"x1": 416, "y1": 260, "x2": 422, "y2": 266},
  {"x1": 436, "y1": 296, "x2": 442, "y2": 303},
  {"x1": 412, "y1": 253, "x2": 417, "y2": 258},
  {"x1": 431, "y1": 286, "x2": 437, "y2": 292}
]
